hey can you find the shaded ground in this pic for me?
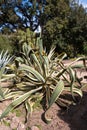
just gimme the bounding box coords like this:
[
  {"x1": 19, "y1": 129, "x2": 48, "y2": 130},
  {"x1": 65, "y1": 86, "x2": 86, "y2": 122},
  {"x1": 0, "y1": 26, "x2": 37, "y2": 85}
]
[
  {"x1": 0, "y1": 60, "x2": 87, "y2": 130},
  {"x1": 27, "y1": 90, "x2": 87, "y2": 130}
]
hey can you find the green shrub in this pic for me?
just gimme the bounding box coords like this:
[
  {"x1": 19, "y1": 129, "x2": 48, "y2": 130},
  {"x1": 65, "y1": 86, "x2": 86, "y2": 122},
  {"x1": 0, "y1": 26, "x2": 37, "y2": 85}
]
[{"x1": 0, "y1": 34, "x2": 16, "y2": 54}]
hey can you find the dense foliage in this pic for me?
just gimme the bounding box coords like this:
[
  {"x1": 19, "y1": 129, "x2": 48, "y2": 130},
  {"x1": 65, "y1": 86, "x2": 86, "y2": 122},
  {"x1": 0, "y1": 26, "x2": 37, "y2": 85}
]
[
  {"x1": 0, "y1": 0, "x2": 87, "y2": 56},
  {"x1": 0, "y1": 34, "x2": 16, "y2": 54},
  {"x1": 42, "y1": 0, "x2": 87, "y2": 57},
  {"x1": 0, "y1": 0, "x2": 45, "y2": 31}
]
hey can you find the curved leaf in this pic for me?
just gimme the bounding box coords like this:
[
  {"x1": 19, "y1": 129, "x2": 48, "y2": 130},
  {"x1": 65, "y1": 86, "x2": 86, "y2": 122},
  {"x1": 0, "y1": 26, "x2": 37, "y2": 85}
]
[
  {"x1": 19, "y1": 64, "x2": 45, "y2": 83},
  {"x1": 0, "y1": 86, "x2": 42, "y2": 119},
  {"x1": 48, "y1": 80, "x2": 64, "y2": 109},
  {"x1": 44, "y1": 80, "x2": 64, "y2": 123}
]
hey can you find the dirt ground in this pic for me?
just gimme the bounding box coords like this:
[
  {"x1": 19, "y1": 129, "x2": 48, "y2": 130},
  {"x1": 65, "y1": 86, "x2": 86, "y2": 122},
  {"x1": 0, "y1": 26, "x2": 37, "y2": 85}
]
[
  {"x1": 27, "y1": 90, "x2": 87, "y2": 130},
  {"x1": 0, "y1": 91, "x2": 87, "y2": 130},
  {"x1": 0, "y1": 60, "x2": 87, "y2": 130}
]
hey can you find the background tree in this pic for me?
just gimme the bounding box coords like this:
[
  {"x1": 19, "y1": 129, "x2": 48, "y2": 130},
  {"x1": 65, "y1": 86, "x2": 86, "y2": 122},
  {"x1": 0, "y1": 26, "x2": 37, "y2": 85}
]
[
  {"x1": 0, "y1": 0, "x2": 87, "y2": 57},
  {"x1": 0, "y1": 0, "x2": 45, "y2": 31},
  {"x1": 42, "y1": 0, "x2": 70, "y2": 52},
  {"x1": 42, "y1": 0, "x2": 87, "y2": 57},
  {"x1": 63, "y1": 2, "x2": 87, "y2": 57}
]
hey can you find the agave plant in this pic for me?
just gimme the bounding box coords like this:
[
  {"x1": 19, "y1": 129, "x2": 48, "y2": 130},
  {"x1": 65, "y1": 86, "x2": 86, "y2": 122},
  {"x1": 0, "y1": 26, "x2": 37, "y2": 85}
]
[
  {"x1": 0, "y1": 35, "x2": 86, "y2": 123},
  {"x1": 0, "y1": 50, "x2": 14, "y2": 98},
  {"x1": 0, "y1": 50, "x2": 12, "y2": 75}
]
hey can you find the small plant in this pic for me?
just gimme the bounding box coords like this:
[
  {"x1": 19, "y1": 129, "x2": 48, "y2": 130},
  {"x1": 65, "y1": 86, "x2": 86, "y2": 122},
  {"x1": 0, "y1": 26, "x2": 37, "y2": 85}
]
[
  {"x1": 0, "y1": 50, "x2": 13, "y2": 69},
  {"x1": 0, "y1": 50, "x2": 14, "y2": 99},
  {"x1": 0, "y1": 32, "x2": 86, "y2": 123},
  {"x1": 3, "y1": 119, "x2": 10, "y2": 127}
]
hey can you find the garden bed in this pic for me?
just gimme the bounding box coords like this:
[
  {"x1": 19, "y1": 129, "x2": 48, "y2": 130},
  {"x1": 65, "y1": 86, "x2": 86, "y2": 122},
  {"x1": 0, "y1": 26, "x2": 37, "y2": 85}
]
[
  {"x1": 0, "y1": 90, "x2": 87, "y2": 130},
  {"x1": 0, "y1": 60, "x2": 87, "y2": 130}
]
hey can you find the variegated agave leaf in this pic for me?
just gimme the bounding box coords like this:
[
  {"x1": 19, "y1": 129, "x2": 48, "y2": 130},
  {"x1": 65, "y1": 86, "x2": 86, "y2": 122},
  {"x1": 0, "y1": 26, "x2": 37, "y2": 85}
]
[
  {"x1": 0, "y1": 86, "x2": 42, "y2": 119},
  {"x1": 0, "y1": 50, "x2": 13, "y2": 69},
  {"x1": 0, "y1": 50, "x2": 14, "y2": 99}
]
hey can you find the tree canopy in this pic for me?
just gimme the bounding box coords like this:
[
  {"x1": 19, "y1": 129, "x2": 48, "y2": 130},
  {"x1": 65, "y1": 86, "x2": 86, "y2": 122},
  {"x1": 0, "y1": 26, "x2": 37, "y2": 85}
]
[
  {"x1": 42, "y1": 0, "x2": 87, "y2": 56},
  {"x1": 0, "y1": 0, "x2": 45, "y2": 31},
  {"x1": 0, "y1": 0, "x2": 87, "y2": 57}
]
